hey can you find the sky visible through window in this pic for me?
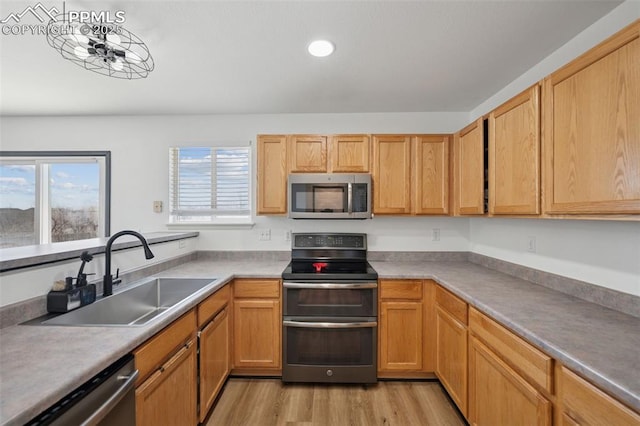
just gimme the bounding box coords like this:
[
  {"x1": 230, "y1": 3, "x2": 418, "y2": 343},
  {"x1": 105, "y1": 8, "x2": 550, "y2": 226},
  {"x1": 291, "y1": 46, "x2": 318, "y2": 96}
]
[{"x1": 0, "y1": 163, "x2": 99, "y2": 210}]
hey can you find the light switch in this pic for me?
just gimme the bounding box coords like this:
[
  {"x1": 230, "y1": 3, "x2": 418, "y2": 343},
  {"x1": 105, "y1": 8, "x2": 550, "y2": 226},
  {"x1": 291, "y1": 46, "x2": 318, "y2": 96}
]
[{"x1": 153, "y1": 201, "x2": 163, "y2": 213}]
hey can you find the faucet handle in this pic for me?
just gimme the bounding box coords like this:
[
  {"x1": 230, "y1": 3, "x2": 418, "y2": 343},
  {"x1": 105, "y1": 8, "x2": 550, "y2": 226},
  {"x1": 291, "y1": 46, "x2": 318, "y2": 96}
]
[{"x1": 113, "y1": 268, "x2": 122, "y2": 287}]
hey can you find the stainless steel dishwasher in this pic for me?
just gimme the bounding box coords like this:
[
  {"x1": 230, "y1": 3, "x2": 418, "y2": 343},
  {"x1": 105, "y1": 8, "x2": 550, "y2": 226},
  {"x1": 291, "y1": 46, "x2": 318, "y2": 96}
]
[{"x1": 26, "y1": 354, "x2": 138, "y2": 426}]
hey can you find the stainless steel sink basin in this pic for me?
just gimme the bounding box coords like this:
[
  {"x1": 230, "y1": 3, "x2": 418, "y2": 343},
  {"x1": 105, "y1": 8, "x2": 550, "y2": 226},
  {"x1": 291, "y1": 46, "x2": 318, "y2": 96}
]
[{"x1": 42, "y1": 278, "x2": 217, "y2": 327}]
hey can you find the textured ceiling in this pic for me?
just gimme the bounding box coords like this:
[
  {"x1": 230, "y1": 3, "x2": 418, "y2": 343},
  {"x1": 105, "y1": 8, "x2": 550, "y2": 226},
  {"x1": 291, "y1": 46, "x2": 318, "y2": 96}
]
[{"x1": 0, "y1": 0, "x2": 624, "y2": 115}]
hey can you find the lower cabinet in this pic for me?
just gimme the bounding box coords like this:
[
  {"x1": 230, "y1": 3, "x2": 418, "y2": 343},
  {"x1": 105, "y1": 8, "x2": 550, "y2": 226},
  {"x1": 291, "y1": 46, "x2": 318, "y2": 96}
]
[
  {"x1": 378, "y1": 280, "x2": 424, "y2": 373},
  {"x1": 468, "y1": 307, "x2": 553, "y2": 426},
  {"x1": 468, "y1": 336, "x2": 551, "y2": 426},
  {"x1": 559, "y1": 366, "x2": 640, "y2": 426},
  {"x1": 378, "y1": 279, "x2": 435, "y2": 377},
  {"x1": 197, "y1": 285, "x2": 231, "y2": 423},
  {"x1": 134, "y1": 310, "x2": 198, "y2": 426},
  {"x1": 435, "y1": 286, "x2": 468, "y2": 417},
  {"x1": 233, "y1": 278, "x2": 282, "y2": 373}
]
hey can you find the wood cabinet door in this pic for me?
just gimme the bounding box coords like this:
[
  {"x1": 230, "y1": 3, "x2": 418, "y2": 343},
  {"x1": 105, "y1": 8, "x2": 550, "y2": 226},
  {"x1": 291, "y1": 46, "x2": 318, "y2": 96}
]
[
  {"x1": 453, "y1": 119, "x2": 485, "y2": 215},
  {"x1": 379, "y1": 301, "x2": 423, "y2": 372},
  {"x1": 136, "y1": 340, "x2": 197, "y2": 426},
  {"x1": 372, "y1": 135, "x2": 412, "y2": 214},
  {"x1": 542, "y1": 22, "x2": 640, "y2": 214},
  {"x1": 468, "y1": 336, "x2": 551, "y2": 426},
  {"x1": 435, "y1": 306, "x2": 468, "y2": 417},
  {"x1": 257, "y1": 135, "x2": 287, "y2": 214},
  {"x1": 289, "y1": 135, "x2": 328, "y2": 172},
  {"x1": 489, "y1": 85, "x2": 540, "y2": 215},
  {"x1": 233, "y1": 299, "x2": 281, "y2": 369},
  {"x1": 199, "y1": 307, "x2": 229, "y2": 423},
  {"x1": 329, "y1": 134, "x2": 370, "y2": 173},
  {"x1": 413, "y1": 135, "x2": 450, "y2": 215},
  {"x1": 559, "y1": 367, "x2": 640, "y2": 426}
]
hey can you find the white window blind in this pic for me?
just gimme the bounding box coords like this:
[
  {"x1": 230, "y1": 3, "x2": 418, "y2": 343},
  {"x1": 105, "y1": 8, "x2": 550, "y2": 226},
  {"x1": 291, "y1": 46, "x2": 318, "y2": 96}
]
[{"x1": 169, "y1": 146, "x2": 251, "y2": 222}]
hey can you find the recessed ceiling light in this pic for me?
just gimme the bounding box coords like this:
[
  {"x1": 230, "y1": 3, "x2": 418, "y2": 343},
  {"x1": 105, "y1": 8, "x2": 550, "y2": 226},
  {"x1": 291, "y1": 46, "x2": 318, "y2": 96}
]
[{"x1": 308, "y1": 40, "x2": 335, "y2": 57}]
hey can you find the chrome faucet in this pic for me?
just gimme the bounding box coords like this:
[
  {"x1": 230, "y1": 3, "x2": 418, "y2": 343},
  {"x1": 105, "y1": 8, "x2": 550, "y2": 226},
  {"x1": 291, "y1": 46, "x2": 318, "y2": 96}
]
[{"x1": 103, "y1": 230, "x2": 155, "y2": 297}]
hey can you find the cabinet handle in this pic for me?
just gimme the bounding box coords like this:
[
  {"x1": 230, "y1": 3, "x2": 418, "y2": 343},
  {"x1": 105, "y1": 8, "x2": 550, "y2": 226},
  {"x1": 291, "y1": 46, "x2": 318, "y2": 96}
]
[{"x1": 159, "y1": 340, "x2": 193, "y2": 374}]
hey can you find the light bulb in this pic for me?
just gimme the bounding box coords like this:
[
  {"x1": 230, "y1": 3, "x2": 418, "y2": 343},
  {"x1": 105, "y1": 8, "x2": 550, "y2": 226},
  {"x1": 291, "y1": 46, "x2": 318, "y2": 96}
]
[
  {"x1": 308, "y1": 40, "x2": 335, "y2": 57},
  {"x1": 74, "y1": 45, "x2": 90, "y2": 59},
  {"x1": 111, "y1": 58, "x2": 124, "y2": 71}
]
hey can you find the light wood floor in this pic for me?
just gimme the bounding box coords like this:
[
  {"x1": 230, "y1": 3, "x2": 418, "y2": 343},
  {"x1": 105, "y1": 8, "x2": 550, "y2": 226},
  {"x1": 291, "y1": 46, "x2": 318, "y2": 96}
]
[{"x1": 205, "y1": 378, "x2": 466, "y2": 426}]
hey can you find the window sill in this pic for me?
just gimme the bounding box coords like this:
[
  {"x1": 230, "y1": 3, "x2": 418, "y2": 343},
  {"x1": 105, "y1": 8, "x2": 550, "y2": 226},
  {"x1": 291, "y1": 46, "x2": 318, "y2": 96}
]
[
  {"x1": 166, "y1": 221, "x2": 255, "y2": 230},
  {"x1": 0, "y1": 231, "x2": 199, "y2": 273}
]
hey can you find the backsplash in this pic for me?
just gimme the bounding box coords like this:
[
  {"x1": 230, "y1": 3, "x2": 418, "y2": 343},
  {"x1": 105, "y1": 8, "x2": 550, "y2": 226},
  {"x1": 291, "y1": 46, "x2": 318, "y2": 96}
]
[{"x1": 469, "y1": 253, "x2": 639, "y2": 318}]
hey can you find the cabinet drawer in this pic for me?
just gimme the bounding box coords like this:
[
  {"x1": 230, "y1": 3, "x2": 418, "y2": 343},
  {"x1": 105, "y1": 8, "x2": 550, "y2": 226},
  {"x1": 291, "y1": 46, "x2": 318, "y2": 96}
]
[
  {"x1": 560, "y1": 367, "x2": 640, "y2": 426},
  {"x1": 198, "y1": 284, "x2": 230, "y2": 327},
  {"x1": 134, "y1": 309, "x2": 197, "y2": 384},
  {"x1": 435, "y1": 286, "x2": 468, "y2": 324},
  {"x1": 469, "y1": 307, "x2": 553, "y2": 393},
  {"x1": 234, "y1": 279, "x2": 280, "y2": 298},
  {"x1": 379, "y1": 280, "x2": 422, "y2": 300}
]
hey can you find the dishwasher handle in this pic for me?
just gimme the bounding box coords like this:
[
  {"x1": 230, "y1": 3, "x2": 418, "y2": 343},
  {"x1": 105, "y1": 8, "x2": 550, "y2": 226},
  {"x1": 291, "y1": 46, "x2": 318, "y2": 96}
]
[{"x1": 80, "y1": 369, "x2": 139, "y2": 426}]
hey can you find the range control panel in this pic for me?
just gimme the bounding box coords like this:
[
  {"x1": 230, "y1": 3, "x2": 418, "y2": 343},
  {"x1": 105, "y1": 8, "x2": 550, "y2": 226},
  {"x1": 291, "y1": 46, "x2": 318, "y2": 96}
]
[{"x1": 293, "y1": 233, "x2": 366, "y2": 250}]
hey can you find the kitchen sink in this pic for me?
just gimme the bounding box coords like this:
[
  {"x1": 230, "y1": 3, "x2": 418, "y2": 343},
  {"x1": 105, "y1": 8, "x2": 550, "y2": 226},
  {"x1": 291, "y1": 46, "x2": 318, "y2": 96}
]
[{"x1": 41, "y1": 277, "x2": 217, "y2": 327}]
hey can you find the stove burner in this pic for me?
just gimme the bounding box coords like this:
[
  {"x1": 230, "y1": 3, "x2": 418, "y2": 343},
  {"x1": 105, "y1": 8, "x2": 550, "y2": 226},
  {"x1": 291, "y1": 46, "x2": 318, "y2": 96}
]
[{"x1": 312, "y1": 262, "x2": 328, "y2": 273}]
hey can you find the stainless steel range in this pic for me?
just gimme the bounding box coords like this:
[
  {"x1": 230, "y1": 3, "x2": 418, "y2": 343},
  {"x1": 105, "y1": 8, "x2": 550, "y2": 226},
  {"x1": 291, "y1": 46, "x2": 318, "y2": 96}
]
[{"x1": 282, "y1": 232, "x2": 378, "y2": 384}]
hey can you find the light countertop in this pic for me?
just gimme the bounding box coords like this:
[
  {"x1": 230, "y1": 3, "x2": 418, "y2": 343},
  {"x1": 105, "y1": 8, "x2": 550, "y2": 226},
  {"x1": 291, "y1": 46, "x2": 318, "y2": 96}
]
[{"x1": 0, "y1": 258, "x2": 638, "y2": 425}]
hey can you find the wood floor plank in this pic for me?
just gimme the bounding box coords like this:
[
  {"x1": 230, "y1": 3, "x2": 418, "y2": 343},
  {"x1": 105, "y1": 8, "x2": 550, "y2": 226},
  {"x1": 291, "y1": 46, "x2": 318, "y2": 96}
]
[{"x1": 206, "y1": 379, "x2": 466, "y2": 426}]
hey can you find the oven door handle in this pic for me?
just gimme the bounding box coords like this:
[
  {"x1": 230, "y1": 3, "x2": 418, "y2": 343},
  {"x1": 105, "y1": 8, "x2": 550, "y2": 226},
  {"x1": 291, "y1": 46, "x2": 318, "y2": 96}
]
[
  {"x1": 283, "y1": 282, "x2": 377, "y2": 289},
  {"x1": 283, "y1": 320, "x2": 377, "y2": 329}
]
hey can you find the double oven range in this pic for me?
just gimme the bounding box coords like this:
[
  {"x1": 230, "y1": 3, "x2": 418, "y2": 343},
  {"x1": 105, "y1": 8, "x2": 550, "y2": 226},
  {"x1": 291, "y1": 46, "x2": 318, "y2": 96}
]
[{"x1": 282, "y1": 233, "x2": 378, "y2": 384}]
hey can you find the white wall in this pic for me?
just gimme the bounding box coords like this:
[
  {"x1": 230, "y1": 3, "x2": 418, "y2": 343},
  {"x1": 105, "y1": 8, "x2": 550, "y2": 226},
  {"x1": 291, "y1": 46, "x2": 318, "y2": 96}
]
[
  {"x1": 470, "y1": 218, "x2": 640, "y2": 297},
  {"x1": 467, "y1": 1, "x2": 640, "y2": 297},
  {"x1": 0, "y1": 237, "x2": 197, "y2": 307},
  {"x1": 0, "y1": 112, "x2": 471, "y2": 251}
]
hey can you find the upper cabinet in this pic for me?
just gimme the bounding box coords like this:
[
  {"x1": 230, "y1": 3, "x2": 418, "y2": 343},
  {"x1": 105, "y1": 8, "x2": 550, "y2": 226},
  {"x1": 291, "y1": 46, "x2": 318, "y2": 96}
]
[
  {"x1": 488, "y1": 85, "x2": 540, "y2": 215},
  {"x1": 453, "y1": 119, "x2": 486, "y2": 215},
  {"x1": 288, "y1": 135, "x2": 328, "y2": 173},
  {"x1": 257, "y1": 133, "x2": 451, "y2": 216},
  {"x1": 329, "y1": 134, "x2": 370, "y2": 173},
  {"x1": 413, "y1": 135, "x2": 450, "y2": 215},
  {"x1": 371, "y1": 135, "x2": 412, "y2": 214},
  {"x1": 542, "y1": 21, "x2": 640, "y2": 216},
  {"x1": 257, "y1": 135, "x2": 287, "y2": 215}
]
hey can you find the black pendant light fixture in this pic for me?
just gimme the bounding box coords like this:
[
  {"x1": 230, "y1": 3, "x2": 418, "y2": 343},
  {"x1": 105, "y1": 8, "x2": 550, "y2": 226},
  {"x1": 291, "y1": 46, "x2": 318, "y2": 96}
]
[{"x1": 46, "y1": 15, "x2": 154, "y2": 79}]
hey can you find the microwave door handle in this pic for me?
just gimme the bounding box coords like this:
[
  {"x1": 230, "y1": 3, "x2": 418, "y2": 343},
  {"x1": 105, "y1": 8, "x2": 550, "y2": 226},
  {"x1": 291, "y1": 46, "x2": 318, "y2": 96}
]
[{"x1": 347, "y1": 182, "x2": 353, "y2": 213}]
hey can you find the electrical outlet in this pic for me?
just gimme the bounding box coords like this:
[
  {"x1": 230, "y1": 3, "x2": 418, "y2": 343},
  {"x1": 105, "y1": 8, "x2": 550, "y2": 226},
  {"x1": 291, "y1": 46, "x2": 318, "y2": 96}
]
[
  {"x1": 259, "y1": 229, "x2": 271, "y2": 241},
  {"x1": 284, "y1": 230, "x2": 291, "y2": 242},
  {"x1": 153, "y1": 201, "x2": 163, "y2": 213},
  {"x1": 432, "y1": 228, "x2": 440, "y2": 241},
  {"x1": 179, "y1": 239, "x2": 186, "y2": 249},
  {"x1": 527, "y1": 236, "x2": 536, "y2": 253}
]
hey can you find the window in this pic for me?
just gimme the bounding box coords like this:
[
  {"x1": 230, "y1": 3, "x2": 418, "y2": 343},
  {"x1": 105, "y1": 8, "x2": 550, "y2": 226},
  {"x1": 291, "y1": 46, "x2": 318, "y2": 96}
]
[
  {"x1": 169, "y1": 146, "x2": 251, "y2": 223},
  {"x1": 0, "y1": 152, "x2": 110, "y2": 248}
]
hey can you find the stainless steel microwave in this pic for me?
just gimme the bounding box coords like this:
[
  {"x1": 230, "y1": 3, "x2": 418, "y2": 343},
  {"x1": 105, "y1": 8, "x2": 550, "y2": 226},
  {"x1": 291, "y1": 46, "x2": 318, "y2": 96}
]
[{"x1": 288, "y1": 174, "x2": 372, "y2": 219}]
